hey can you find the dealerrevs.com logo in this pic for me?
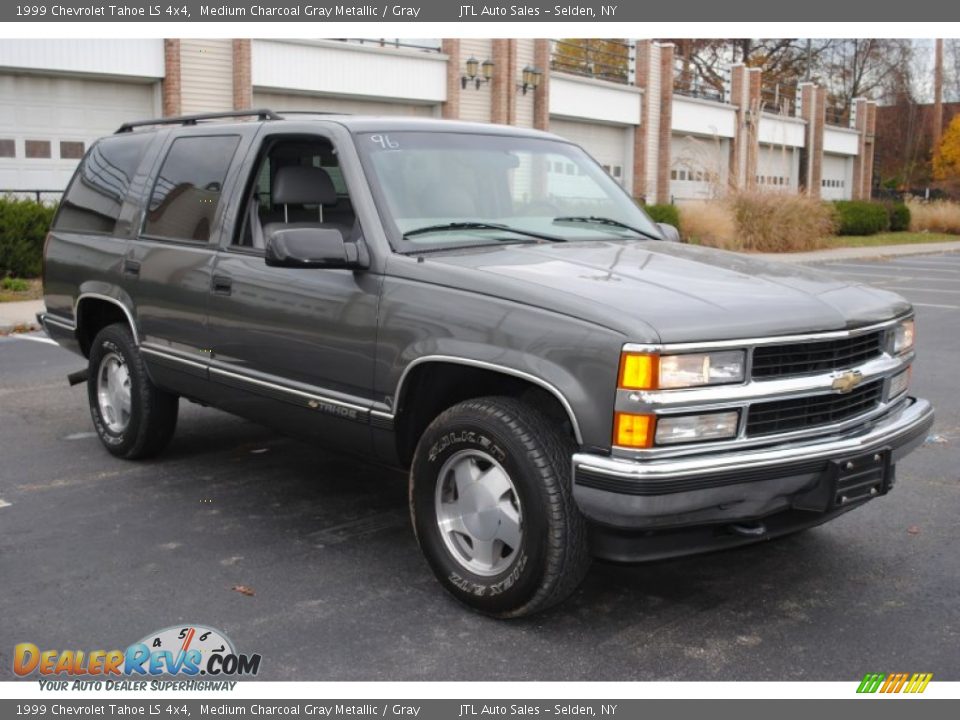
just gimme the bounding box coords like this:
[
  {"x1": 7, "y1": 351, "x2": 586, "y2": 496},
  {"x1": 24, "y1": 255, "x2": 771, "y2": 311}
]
[{"x1": 14, "y1": 625, "x2": 261, "y2": 686}]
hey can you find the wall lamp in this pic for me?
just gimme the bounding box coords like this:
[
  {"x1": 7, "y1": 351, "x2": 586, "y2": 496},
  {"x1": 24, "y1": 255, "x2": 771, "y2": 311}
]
[
  {"x1": 462, "y1": 57, "x2": 494, "y2": 90},
  {"x1": 518, "y1": 66, "x2": 543, "y2": 95}
]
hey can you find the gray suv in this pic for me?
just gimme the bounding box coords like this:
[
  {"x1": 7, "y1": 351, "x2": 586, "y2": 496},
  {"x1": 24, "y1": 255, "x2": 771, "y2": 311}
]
[{"x1": 39, "y1": 110, "x2": 934, "y2": 617}]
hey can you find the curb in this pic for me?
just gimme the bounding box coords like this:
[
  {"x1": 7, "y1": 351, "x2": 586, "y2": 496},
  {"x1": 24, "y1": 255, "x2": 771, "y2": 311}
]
[{"x1": 750, "y1": 240, "x2": 960, "y2": 264}]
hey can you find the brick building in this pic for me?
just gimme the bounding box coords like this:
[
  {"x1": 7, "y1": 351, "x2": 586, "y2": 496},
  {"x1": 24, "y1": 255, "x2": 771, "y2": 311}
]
[{"x1": 0, "y1": 38, "x2": 877, "y2": 205}]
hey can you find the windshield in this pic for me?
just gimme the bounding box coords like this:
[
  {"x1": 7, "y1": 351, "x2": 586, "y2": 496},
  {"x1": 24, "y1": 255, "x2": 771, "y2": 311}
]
[{"x1": 355, "y1": 131, "x2": 661, "y2": 252}]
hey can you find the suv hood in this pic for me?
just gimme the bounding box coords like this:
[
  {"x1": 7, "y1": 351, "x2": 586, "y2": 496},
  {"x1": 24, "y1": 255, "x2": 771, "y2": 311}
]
[{"x1": 412, "y1": 240, "x2": 911, "y2": 343}]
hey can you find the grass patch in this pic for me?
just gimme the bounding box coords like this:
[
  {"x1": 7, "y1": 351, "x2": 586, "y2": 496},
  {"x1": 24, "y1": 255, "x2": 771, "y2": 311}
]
[
  {"x1": 0, "y1": 277, "x2": 42, "y2": 302},
  {"x1": 823, "y1": 232, "x2": 960, "y2": 248}
]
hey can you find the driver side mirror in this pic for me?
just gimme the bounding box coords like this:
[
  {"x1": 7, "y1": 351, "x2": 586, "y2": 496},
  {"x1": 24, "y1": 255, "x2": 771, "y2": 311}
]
[
  {"x1": 657, "y1": 223, "x2": 682, "y2": 243},
  {"x1": 264, "y1": 227, "x2": 366, "y2": 270}
]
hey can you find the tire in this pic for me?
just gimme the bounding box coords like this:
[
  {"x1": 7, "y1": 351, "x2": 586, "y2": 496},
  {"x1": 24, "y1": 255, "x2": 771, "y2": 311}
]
[
  {"x1": 87, "y1": 323, "x2": 179, "y2": 459},
  {"x1": 410, "y1": 396, "x2": 590, "y2": 618}
]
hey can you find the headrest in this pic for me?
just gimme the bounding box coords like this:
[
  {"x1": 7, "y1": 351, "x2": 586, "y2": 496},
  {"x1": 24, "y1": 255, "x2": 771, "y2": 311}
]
[{"x1": 272, "y1": 165, "x2": 337, "y2": 206}]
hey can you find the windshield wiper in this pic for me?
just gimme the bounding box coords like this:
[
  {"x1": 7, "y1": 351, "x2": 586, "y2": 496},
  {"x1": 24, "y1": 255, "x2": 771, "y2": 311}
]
[
  {"x1": 403, "y1": 221, "x2": 565, "y2": 243},
  {"x1": 552, "y1": 216, "x2": 662, "y2": 242}
]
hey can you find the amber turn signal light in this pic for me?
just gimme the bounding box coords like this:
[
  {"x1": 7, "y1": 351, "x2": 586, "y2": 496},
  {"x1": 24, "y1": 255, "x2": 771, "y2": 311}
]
[
  {"x1": 613, "y1": 412, "x2": 654, "y2": 448},
  {"x1": 618, "y1": 353, "x2": 657, "y2": 390}
]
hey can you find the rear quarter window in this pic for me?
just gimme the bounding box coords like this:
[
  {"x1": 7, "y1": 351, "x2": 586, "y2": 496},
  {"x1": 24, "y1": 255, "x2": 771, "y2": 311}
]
[
  {"x1": 143, "y1": 135, "x2": 240, "y2": 243},
  {"x1": 53, "y1": 134, "x2": 152, "y2": 234}
]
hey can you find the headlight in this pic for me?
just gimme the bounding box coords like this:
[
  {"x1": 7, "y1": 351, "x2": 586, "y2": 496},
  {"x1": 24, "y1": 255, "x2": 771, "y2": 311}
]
[
  {"x1": 654, "y1": 411, "x2": 740, "y2": 445},
  {"x1": 619, "y1": 350, "x2": 746, "y2": 390},
  {"x1": 889, "y1": 319, "x2": 915, "y2": 356}
]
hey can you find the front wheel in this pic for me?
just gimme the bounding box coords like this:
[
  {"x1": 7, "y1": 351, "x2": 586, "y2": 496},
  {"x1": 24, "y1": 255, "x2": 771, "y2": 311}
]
[
  {"x1": 87, "y1": 323, "x2": 179, "y2": 459},
  {"x1": 410, "y1": 396, "x2": 590, "y2": 617}
]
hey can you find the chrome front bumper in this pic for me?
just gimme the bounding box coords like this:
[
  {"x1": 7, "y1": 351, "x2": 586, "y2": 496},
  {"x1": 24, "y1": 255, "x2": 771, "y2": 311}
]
[{"x1": 572, "y1": 397, "x2": 934, "y2": 531}]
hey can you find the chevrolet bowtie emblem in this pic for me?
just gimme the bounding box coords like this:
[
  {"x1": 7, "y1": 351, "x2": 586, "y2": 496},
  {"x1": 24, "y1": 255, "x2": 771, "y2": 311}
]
[{"x1": 832, "y1": 370, "x2": 864, "y2": 394}]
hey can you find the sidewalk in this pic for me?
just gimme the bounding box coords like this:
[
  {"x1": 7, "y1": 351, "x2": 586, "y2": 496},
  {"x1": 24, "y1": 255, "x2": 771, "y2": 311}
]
[
  {"x1": 0, "y1": 299, "x2": 44, "y2": 333},
  {"x1": 751, "y1": 239, "x2": 960, "y2": 264}
]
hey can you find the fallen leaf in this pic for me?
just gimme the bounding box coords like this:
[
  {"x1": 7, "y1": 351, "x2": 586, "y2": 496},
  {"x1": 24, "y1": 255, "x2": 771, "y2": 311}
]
[
  {"x1": 231, "y1": 585, "x2": 256, "y2": 596},
  {"x1": 907, "y1": 525, "x2": 921, "y2": 535}
]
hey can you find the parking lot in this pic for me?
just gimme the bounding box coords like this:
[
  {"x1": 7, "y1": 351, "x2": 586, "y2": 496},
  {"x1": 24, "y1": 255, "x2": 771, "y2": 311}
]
[{"x1": 1, "y1": 252, "x2": 958, "y2": 682}]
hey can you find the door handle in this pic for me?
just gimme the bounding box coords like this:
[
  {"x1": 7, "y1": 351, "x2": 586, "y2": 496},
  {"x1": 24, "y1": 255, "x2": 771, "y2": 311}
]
[
  {"x1": 123, "y1": 259, "x2": 140, "y2": 277},
  {"x1": 212, "y1": 275, "x2": 233, "y2": 295}
]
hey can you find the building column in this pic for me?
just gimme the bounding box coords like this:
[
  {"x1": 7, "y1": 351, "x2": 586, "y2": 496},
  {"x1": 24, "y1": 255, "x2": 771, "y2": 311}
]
[
  {"x1": 533, "y1": 39, "x2": 551, "y2": 131},
  {"x1": 441, "y1": 39, "x2": 461, "y2": 120},
  {"x1": 799, "y1": 82, "x2": 826, "y2": 198},
  {"x1": 729, "y1": 64, "x2": 761, "y2": 192},
  {"x1": 491, "y1": 39, "x2": 513, "y2": 125},
  {"x1": 655, "y1": 42, "x2": 674, "y2": 205},
  {"x1": 635, "y1": 41, "x2": 673, "y2": 204},
  {"x1": 852, "y1": 98, "x2": 877, "y2": 200},
  {"x1": 162, "y1": 39, "x2": 181, "y2": 117},
  {"x1": 232, "y1": 39, "x2": 252, "y2": 111}
]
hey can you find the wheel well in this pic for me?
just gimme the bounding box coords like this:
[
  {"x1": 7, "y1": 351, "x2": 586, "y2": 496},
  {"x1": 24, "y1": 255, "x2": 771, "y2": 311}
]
[
  {"x1": 394, "y1": 362, "x2": 577, "y2": 468},
  {"x1": 76, "y1": 298, "x2": 131, "y2": 357}
]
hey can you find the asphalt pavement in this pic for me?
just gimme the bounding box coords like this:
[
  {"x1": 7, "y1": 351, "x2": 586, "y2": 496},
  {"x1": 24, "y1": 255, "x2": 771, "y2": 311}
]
[{"x1": 1, "y1": 253, "x2": 958, "y2": 681}]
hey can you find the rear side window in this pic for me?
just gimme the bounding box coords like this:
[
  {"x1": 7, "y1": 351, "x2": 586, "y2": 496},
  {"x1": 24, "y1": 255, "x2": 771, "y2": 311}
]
[
  {"x1": 53, "y1": 134, "x2": 151, "y2": 234},
  {"x1": 144, "y1": 135, "x2": 240, "y2": 243}
]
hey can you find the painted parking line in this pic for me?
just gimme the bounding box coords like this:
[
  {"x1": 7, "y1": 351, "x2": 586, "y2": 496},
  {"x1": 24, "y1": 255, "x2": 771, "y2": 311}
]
[
  {"x1": 880, "y1": 286, "x2": 960, "y2": 294},
  {"x1": 911, "y1": 302, "x2": 960, "y2": 310},
  {"x1": 12, "y1": 334, "x2": 58, "y2": 346},
  {"x1": 830, "y1": 263, "x2": 960, "y2": 274},
  {"x1": 0, "y1": 499, "x2": 11, "y2": 509}
]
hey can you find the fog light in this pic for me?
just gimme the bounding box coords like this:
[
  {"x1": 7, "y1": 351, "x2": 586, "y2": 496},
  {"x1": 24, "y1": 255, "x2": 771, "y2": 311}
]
[
  {"x1": 888, "y1": 367, "x2": 911, "y2": 400},
  {"x1": 654, "y1": 411, "x2": 740, "y2": 445},
  {"x1": 614, "y1": 412, "x2": 654, "y2": 448}
]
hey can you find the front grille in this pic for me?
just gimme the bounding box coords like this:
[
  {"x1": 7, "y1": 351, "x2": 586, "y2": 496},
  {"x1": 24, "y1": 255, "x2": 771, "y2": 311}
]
[
  {"x1": 746, "y1": 381, "x2": 883, "y2": 437},
  {"x1": 751, "y1": 331, "x2": 884, "y2": 379}
]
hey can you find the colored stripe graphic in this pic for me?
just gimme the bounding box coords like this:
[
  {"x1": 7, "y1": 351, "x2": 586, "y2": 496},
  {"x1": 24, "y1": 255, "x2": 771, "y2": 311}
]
[{"x1": 857, "y1": 672, "x2": 932, "y2": 693}]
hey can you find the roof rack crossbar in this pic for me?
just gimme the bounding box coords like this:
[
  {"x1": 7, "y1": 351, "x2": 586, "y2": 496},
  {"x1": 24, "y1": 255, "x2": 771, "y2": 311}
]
[{"x1": 115, "y1": 108, "x2": 282, "y2": 134}]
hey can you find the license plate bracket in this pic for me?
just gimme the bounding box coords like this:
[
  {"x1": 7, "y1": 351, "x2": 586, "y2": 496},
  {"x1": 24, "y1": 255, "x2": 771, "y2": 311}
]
[{"x1": 793, "y1": 448, "x2": 893, "y2": 512}]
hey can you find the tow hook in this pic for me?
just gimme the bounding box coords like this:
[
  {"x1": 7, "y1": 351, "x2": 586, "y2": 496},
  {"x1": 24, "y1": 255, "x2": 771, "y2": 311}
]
[
  {"x1": 727, "y1": 521, "x2": 767, "y2": 538},
  {"x1": 67, "y1": 368, "x2": 89, "y2": 386}
]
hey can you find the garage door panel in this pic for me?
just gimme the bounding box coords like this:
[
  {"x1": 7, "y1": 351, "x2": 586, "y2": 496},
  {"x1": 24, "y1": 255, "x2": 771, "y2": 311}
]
[
  {"x1": 549, "y1": 118, "x2": 632, "y2": 191},
  {"x1": 0, "y1": 74, "x2": 156, "y2": 192}
]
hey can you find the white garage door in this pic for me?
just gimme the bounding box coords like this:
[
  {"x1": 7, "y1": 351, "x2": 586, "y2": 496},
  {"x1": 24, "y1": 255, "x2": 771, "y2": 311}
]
[
  {"x1": 549, "y1": 118, "x2": 633, "y2": 193},
  {"x1": 757, "y1": 144, "x2": 799, "y2": 193},
  {"x1": 0, "y1": 74, "x2": 158, "y2": 194},
  {"x1": 822, "y1": 153, "x2": 853, "y2": 200},
  {"x1": 670, "y1": 134, "x2": 730, "y2": 201},
  {"x1": 253, "y1": 91, "x2": 437, "y2": 118}
]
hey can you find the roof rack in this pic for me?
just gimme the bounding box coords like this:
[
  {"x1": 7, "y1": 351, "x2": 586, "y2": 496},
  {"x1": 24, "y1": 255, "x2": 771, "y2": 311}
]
[
  {"x1": 273, "y1": 110, "x2": 352, "y2": 116},
  {"x1": 115, "y1": 108, "x2": 282, "y2": 134}
]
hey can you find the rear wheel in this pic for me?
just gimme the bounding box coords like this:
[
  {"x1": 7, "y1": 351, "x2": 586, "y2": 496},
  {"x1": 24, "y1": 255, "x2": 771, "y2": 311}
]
[
  {"x1": 410, "y1": 396, "x2": 590, "y2": 617},
  {"x1": 87, "y1": 323, "x2": 178, "y2": 459}
]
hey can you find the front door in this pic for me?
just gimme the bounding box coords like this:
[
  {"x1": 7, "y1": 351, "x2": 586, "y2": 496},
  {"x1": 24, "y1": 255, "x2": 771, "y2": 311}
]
[{"x1": 204, "y1": 130, "x2": 381, "y2": 450}]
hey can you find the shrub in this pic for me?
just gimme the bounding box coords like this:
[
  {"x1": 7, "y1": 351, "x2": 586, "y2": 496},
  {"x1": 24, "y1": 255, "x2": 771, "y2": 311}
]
[
  {"x1": 642, "y1": 203, "x2": 680, "y2": 228},
  {"x1": 885, "y1": 202, "x2": 911, "y2": 232},
  {"x1": 0, "y1": 197, "x2": 57, "y2": 279},
  {"x1": 832, "y1": 200, "x2": 888, "y2": 236},
  {"x1": 731, "y1": 192, "x2": 836, "y2": 252},
  {"x1": 1, "y1": 277, "x2": 29, "y2": 292},
  {"x1": 906, "y1": 199, "x2": 960, "y2": 234},
  {"x1": 675, "y1": 200, "x2": 737, "y2": 248}
]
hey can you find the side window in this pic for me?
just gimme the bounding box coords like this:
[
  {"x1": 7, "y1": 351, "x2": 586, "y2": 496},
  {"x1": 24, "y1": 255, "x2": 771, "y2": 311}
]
[
  {"x1": 234, "y1": 137, "x2": 357, "y2": 249},
  {"x1": 53, "y1": 134, "x2": 151, "y2": 234},
  {"x1": 144, "y1": 135, "x2": 240, "y2": 243}
]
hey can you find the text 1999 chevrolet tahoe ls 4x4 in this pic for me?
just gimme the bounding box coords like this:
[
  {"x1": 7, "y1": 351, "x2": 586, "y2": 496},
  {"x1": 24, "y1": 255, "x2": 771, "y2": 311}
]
[{"x1": 39, "y1": 110, "x2": 934, "y2": 617}]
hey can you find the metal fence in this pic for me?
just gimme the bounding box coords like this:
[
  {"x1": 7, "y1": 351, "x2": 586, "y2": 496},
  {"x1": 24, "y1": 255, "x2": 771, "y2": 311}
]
[
  {"x1": 825, "y1": 106, "x2": 851, "y2": 128},
  {"x1": 673, "y1": 58, "x2": 728, "y2": 103},
  {"x1": 761, "y1": 83, "x2": 798, "y2": 116},
  {"x1": 551, "y1": 39, "x2": 635, "y2": 85},
  {"x1": 330, "y1": 38, "x2": 442, "y2": 53},
  {"x1": 0, "y1": 189, "x2": 63, "y2": 204}
]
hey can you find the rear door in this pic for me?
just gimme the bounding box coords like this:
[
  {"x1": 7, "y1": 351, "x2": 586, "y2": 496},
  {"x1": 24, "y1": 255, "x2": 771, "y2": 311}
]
[{"x1": 129, "y1": 129, "x2": 254, "y2": 394}]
